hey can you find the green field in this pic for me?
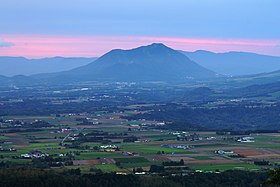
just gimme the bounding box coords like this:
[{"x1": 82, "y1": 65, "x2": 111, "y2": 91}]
[
  {"x1": 0, "y1": 114, "x2": 279, "y2": 174},
  {"x1": 190, "y1": 163, "x2": 261, "y2": 171},
  {"x1": 94, "y1": 164, "x2": 120, "y2": 172},
  {"x1": 192, "y1": 156, "x2": 214, "y2": 160},
  {"x1": 120, "y1": 143, "x2": 195, "y2": 155},
  {"x1": 114, "y1": 157, "x2": 149, "y2": 163}
]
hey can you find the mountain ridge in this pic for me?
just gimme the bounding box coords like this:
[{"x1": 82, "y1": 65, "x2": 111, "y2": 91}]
[
  {"x1": 35, "y1": 43, "x2": 217, "y2": 83},
  {"x1": 0, "y1": 56, "x2": 97, "y2": 76},
  {"x1": 180, "y1": 50, "x2": 280, "y2": 76}
]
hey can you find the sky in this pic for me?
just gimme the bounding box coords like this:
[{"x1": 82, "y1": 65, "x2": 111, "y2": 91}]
[{"x1": 0, "y1": 0, "x2": 280, "y2": 58}]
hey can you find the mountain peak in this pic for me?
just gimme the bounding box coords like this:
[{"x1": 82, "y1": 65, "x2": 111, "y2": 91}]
[
  {"x1": 142, "y1": 43, "x2": 171, "y2": 50},
  {"x1": 62, "y1": 43, "x2": 217, "y2": 81},
  {"x1": 132, "y1": 43, "x2": 175, "y2": 55},
  {"x1": 149, "y1": 43, "x2": 168, "y2": 47}
]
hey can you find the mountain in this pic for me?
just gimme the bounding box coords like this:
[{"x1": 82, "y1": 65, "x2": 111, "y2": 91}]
[
  {"x1": 228, "y1": 81, "x2": 280, "y2": 98},
  {"x1": 180, "y1": 50, "x2": 280, "y2": 76},
  {"x1": 0, "y1": 75, "x2": 40, "y2": 87},
  {"x1": 38, "y1": 43, "x2": 217, "y2": 83},
  {"x1": 0, "y1": 56, "x2": 96, "y2": 76},
  {"x1": 209, "y1": 69, "x2": 280, "y2": 89}
]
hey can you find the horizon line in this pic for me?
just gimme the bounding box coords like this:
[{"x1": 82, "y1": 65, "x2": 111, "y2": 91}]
[{"x1": 0, "y1": 34, "x2": 279, "y2": 58}]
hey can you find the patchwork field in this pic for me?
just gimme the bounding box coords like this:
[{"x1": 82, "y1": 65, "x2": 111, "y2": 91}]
[{"x1": 0, "y1": 113, "x2": 280, "y2": 174}]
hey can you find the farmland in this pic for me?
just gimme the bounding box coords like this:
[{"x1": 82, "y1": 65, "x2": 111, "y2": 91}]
[{"x1": 0, "y1": 110, "x2": 280, "y2": 175}]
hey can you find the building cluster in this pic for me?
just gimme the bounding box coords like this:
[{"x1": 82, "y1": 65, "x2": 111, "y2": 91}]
[
  {"x1": 161, "y1": 144, "x2": 191, "y2": 149},
  {"x1": 236, "y1": 137, "x2": 255, "y2": 143},
  {"x1": 21, "y1": 150, "x2": 49, "y2": 159},
  {"x1": 216, "y1": 150, "x2": 234, "y2": 155},
  {"x1": 99, "y1": 145, "x2": 119, "y2": 152},
  {"x1": 170, "y1": 132, "x2": 202, "y2": 141}
]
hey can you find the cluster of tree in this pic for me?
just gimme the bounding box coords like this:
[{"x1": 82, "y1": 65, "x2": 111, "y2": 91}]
[
  {"x1": 149, "y1": 165, "x2": 165, "y2": 173},
  {"x1": 227, "y1": 154, "x2": 245, "y2": 158},
  {"x1": 123, "y1": 136, "x2": 138, "y2": 142},
  {"x1": 0, "y1": 161, "x2": 22, "y2": 169},
  {"x1": 68, "y1": 131, "x2": 130, "y2": 147},
  {"x1": 125, "y1": 103, "x2": 280, "y2": 130},
  {"x1": 0, "y1": 168, "x2": 273, "y2": 187},
  {"x1": 170, "y1": 170, "x2": 269, "y2": 187},
  {"x1": 31, "y1": 156, "x2": 74, "y2": 168},
  {"x1": 254, "y1": 160, "x2": 270, "y2": 166},
  {"x1": 29, "y1": 120, "x2": 52, "y2": 128},
  {"x1": 0, "y1": 128, "x2": 43, "y2": 134},
  {"x1": 76, "y1": 118, "x2": 94, "y2": 125},
  {"x1": 217, "y1": 130, "x2": 279, "y2": 135},
  {"x1": 162, "y1": 159, "x2": 184, "y2": 166},
  {"x1": 0, "y1": 154, "x2": 75, "y2": 169},
  {"x1": 0, "y1": 98, "x2": 120, "y2": 116},
  {"x1": 266, "y1": 168, "x2": 280, "y2": 186}
]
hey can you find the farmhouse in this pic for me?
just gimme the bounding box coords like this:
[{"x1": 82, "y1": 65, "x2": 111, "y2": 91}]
[
  {"x1": 21, "y1": 150, "x2": 49, "y2": 159},
  {"x1": 216, "y1": 150, "x2": 234, "y2": 155},
  {"x1": 161, "y1": 144, "x2": 190, "y2": 149},
  {"x1": 100, "y1": 145, "x2": 119, "y2": 152},
  {"x1": 236, "y1": 137, "x2": 255, "y2": 143}
]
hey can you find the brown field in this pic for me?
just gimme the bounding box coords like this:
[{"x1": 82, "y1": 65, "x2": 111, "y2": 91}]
[
  {"x1": 5, "y1": 133, "x2": 20, "y2": 137},
  {"x1": 184, "y1": 159, "x2": 236, "y2": 165},
  {"x1": 73, "y1": 158, "x2": 117, "y2": 165},
  {"x1": 247, "y1": 154, "x2": 280, "y2": 159},
  {"x1": 73, "y1": 159, "x2": 100, "y2": 165},
  {"x1": 99, "y1": 158, "x2": 116, "y2": 164},
  {"x1": 9, "y1": 138, "x2": 29, "y2": 145},
  {"x1": 233, "y1": 149, "x2": 262, "y2": 156},
  {"x1": 35, "y1": 139, "x2": 58, "y2": 143}
]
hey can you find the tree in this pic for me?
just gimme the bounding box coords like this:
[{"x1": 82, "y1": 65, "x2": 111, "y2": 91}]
[
  {"x1": 116, "y1": 161, "x2": 121, "y2": 167},
  {"x1": 265, "y1": 168, "x2": 280, "y2": 185},
  {"x1": 180, "y1": 159, "x2": 184, "y2": 165},
  {"x1": 149, "y1": 165, "x2": 164, "y2": 173}
]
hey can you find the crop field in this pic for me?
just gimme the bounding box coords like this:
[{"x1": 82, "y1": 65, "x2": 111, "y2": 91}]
[
  {"x1": 0, "y1": 112, "x2": 280, "y2": 174},
  {"x1": 114, "y1": 157, "x2": 149, "y2": 163},
  {"x1": 190, "y1": 163, "x2": 261, "y2": 171}
]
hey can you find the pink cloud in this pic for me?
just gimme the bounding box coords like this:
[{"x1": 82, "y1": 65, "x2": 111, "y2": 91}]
[
  {"x1": 0, "y1": 38, "x2": 14, "y2": 47},
  {"x1": 0, "y1": 34, "x2": 279, "y2": 58}
]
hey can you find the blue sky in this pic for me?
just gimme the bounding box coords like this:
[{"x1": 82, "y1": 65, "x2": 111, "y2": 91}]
[{"x1": 0, "y1": 0, "x2": 279, "y2": 57}]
